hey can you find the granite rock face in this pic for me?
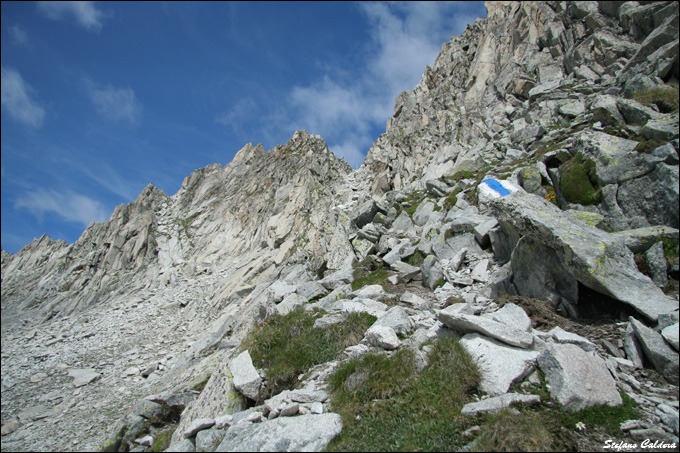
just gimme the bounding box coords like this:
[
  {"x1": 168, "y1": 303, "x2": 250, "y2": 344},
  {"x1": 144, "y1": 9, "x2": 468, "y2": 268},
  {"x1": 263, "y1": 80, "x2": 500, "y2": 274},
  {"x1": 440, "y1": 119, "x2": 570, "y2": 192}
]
[{"x1": 2, "y1": 2, "x2": 679, "y2": 452}]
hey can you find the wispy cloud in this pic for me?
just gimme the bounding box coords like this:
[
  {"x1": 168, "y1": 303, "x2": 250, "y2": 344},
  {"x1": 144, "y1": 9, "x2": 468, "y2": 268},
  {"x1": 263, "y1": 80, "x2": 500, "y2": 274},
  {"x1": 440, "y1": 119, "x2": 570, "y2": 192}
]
[
  {"x1": 1, "y1": 67, "x2": 45, "y2": 128},
  {"x1": 85, "y1": 81, "x2": 142, "y2": 123},
  {"x1": 215, "y1": 97, "x2": 257, "y2": 130},
  {"x1": 283, "y1": 2, "x2": 483, "y2": 168},
  {"x1": 37, "y1": 1, "x2": 105, "y2": 32},
  {"x1": 15, "y1": 188, "x2": 110, "y2": 227},
  {"x1": 9, "y1": 25, "x2": 29, "y2": 46}
]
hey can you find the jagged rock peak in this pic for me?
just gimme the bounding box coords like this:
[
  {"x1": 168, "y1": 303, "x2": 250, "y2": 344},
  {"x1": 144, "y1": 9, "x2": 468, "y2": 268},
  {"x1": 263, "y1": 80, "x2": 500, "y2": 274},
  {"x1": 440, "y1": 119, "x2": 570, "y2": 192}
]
[{"x1": 361, "y1": 0, "x2": 679, "y2": 196}]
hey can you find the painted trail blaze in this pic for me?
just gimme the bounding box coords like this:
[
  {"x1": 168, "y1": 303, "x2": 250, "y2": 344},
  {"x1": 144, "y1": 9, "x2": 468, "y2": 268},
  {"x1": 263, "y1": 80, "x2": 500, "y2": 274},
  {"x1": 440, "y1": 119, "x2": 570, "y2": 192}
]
[{"x1": 482, "y1": 179, "x2": 510, "y2": 196}]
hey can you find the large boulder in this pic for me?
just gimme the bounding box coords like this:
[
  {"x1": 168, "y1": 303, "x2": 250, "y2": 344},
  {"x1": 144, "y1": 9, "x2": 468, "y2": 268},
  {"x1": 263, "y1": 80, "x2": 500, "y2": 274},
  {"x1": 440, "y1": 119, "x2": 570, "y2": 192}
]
[
  {"x1": 229, "y1": 350, "x2": 263, "y2": 401},
  {"x1": 538, "y1": 343, "x2": 622, "y2": 411},
  {"x1": 490, "y1": 192, "x2": 677, "y2": 322},
  {"x1": 460, "y1": 333, "x2": 540, "y2": 395},
  {"x1": 216, "y1": 413, "x2": 342, "y2": 452},
  {"x1": 170, "y1": 354, "x2": 246, "y2": 445},
  {"x1": 629, "y1": 317, "x2": 679, "y2": 383},
  {"x1": 436, "y1": 307, "x2": 535, "y2": 349}
]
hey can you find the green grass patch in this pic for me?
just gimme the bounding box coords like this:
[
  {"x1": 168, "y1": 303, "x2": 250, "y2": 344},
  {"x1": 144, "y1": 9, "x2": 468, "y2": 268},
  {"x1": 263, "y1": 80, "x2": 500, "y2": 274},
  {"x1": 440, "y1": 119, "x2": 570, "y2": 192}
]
[
  {"x1": 635, "y1": 138, "x2": 667, "y2": 154},
  {"x1": 148, "y1": 425, "x2": 176, "y2": 452},
  {"x1": 404, "y1": 250, "x2": 426, "y2": 267},
  {"x1": 242, "y1": 307, "x2": 376, "y2": 400},
  {"x1": 352, "y1": 257, "x2": 390, "y2": 291},
  {"x1": 559, "y1": 390, "x2": 640, "y2": 433},
  {"x1": 326, "y1": 336, "x2": 480, "y2": 451},
  {"x1": 473, "y1": 409, "x2": 559, "y2": 452},
  {"x1": 633, "y1": 83, "x2": 679, "y2": 114},
  {"x1": 559, "y1": 153, "x2": 602, "y2": 206},
  {"x1": 443, "y1": 187, "x2": 462, "y2": 211}
]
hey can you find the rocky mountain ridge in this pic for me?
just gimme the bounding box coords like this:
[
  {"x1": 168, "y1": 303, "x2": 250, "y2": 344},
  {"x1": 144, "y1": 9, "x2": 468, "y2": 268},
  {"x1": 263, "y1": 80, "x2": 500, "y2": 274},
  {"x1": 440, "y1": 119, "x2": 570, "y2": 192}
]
[{"x1": 2, "y1": 1, "x2": 679, "y2": 452}]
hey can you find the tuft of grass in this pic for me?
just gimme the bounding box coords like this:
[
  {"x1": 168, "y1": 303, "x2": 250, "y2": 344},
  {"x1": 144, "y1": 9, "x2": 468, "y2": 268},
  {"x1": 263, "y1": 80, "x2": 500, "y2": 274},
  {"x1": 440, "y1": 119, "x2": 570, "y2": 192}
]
[
  {"x1": 326, "y1": 336, "x2": 480, "y2": 451},
  {"x1": 635, "y1": 138, "x2": 667, "y2": 154},
  {"x1": 148, "y1": 425, "x2": 176, "y2": 452},
  {"x1": 443, "y1": 187, "x2": 463, "y2": 211},
  {"x1": 352, "y1": 257, "x2": 390, "y2": 291},
  {"x1": 559, "y1": 390, "x2": 640, "y2": 433},
  {"x1": 242, "y1": 307, "x2": 376, "y2": 399},
  {"x1": 474, "y1": 409, "x2": 557, "y2": 452},
  {"x1": 405, "y1": 250, "x2": 426, "y2": 267},
  {"x1": 559, "y1": 153, "x2": 602, "y2": 206},
  {"x1": 633, "y1": 84, "x2": 679, "y2": 114}
]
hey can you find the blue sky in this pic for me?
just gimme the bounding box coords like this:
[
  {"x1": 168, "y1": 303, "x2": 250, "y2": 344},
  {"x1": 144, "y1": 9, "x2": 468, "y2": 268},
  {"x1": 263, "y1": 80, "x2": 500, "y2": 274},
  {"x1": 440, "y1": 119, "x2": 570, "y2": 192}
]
[{"x1": 1, "y1": 1, "x2": 486, "y2": 254}]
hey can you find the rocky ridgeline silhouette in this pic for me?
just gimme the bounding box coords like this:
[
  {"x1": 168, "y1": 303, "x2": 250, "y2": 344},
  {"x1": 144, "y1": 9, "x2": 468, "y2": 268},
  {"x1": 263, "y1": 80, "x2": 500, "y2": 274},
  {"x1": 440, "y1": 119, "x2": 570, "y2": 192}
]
[{"x1": 1, "y1": 2, "x2": 678, "y2": 451}]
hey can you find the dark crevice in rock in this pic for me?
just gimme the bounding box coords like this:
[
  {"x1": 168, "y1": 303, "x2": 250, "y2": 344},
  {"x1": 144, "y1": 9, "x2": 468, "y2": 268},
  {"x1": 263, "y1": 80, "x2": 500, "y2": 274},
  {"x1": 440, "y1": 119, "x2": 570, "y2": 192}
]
[{"x1": 576, "y1": 281, "x2": 641, "y2": 322}]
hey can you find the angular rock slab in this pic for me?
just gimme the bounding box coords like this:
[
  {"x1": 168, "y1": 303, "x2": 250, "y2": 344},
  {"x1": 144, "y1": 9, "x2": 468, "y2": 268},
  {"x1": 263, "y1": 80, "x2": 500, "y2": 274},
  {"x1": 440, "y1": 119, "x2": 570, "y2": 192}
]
[
  {"x1": 460, "y1": 333, "x2": 539, "y2": 395},
  {"x1": 230, "y1": 350, "x2": 262, "y2": 400},
  {"x1": 662, "y1": 323, "x2": 679, "y2": 351},
  {"x1": 365, "y1": 325, "x2": 401, "y2": 350},
  {"x1": 67, "y1": 368, "x2": 100, "y2": 387},
  {"x1": 629, "y1": 317, "x2": 679, "y2": 383},
  {"x1": 371, "y1": 306, "x2": 413, "y2": 336},
  {"x1": 216, "y1": 413, "x2": 342, "y2": 452},
  {"x1": 461, "y1": 392, "x2": 541, "y2": 416},
  {"x1": 538, "y1": 343, "x2": 622, "y2": 411},
  {"x1": 488, "y1": 303, "x2": 532, "y2": 332},
  {"x1": 490, "y1": 192, "x2": 678, "y2": 322},
  {"x1": 171, "y1": 351, "x2": 246, "y2": 445},
  {"x1": 436, "y1": 307, "x2": 534, "y2": 349}
]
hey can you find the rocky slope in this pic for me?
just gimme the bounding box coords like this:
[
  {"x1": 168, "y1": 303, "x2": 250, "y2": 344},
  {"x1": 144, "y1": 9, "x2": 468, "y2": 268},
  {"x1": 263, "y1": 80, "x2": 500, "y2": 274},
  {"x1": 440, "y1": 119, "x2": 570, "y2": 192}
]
[{"x1": 2, "y1": 1, "x2": 679, "y2": 452}]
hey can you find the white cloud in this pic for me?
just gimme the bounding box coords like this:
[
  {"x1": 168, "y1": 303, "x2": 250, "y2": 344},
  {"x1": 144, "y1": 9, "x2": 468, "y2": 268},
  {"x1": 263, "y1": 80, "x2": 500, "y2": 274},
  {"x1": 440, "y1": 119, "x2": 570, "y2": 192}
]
[
  {"x1": 37, "y1": 1, "x2": 104, "y2": 32},
  {"x1": 215, "y1": 97, "x2": 257, "y2": 127},
  {"x1": 86, "y1": 81, "x2": 141, "y2": 123},
  {"x1": 9, "y1": 25, "x2": 29, "y2": 46},
  {"x1": 1, "y1": 67, "x2": 45, "y2": 128},
  {"x1": 284, "y1": 2, "x2": 483, "y2": 168},
  {"x1": 15, "y1": 188, "x2": 110, "y2": 227}
]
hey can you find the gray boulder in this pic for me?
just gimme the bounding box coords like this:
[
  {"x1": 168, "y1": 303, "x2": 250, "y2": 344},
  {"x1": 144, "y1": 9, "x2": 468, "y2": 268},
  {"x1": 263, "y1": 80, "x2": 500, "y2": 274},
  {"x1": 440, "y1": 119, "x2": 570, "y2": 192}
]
[
  {"x1": 229, "y1": 350, "x2": 263, "y2": 401},
  {"x1": 371, "y1": 306, "x2": 414, "y2": 336},
  {"x1": 216, "y1": 413, "x2": 342, "y2": 452},
  {"x1": 195, "y1": 429, "x2": 226, "y2": 452},
  {"x1": 170, "y1": 357, "x2": 246, "y2": 446},
  {"x1": 538, "y1": 343, "x2": 622, "y2": 411},
  {"x1": 436, "y1": 307, "x2": 534, "y2": 349},
  {"x1": 460, "y1": 333, "x2": 539, "y2": 395},
  {"x1": 490, "y1": 192, "x2": 677, "y2": 322},
  {"x1": 421, "y1": 255, "x2": 444, "y2": 290},
  {"x1": 662, "y1": 323, "x2": 679, "y2": 351},
  {"x1": 629, "y1": 317, "x2": 679, "y2": 383},
  {"x1": 365, "y1": 325, "x2": 401, "y2": 350}
]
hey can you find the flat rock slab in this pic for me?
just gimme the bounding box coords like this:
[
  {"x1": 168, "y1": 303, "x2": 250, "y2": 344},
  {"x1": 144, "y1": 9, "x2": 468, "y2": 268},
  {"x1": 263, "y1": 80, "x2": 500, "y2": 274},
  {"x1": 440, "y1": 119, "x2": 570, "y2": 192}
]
[
  {"x1": 538, "y1": 343, "x2": 622, "y2": 411},
  {"x1": 216, "y1": 413, "x2": 342, "y2": 452},
  {"x1": 661, "y1": 323, "x2": 679, "y2": 351},
  {"x1": 436, "y1": 307, "x2": 534, "y2": 349},
  {"x1": 460, "y1": 333, "x2": 539, "y2": 395},
  {"x1": 629, "y1": 317, "x2": 679, "y2": 382},
  {"x1": 184, "y1": 418, "x2": 215, "y2": 438},
  {"x1": 462, "y1": 393, "x2": 541, "y2": 416},
  {"x1": 67, "y1": 368, "x2": 100, "y2": 387},
  {"x1": 488, "y1": 303, "x2": 532, "y2": 332},
  {"x1": 550, "y1": 326, "x2": 596, "y2": 351}
]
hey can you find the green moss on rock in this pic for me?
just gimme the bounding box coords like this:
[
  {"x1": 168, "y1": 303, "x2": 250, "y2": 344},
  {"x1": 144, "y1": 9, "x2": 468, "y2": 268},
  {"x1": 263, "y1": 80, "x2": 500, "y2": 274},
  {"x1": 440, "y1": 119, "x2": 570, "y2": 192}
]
[{"x1": 559, "y1": 153, "x2": 602, "y2": 206}]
